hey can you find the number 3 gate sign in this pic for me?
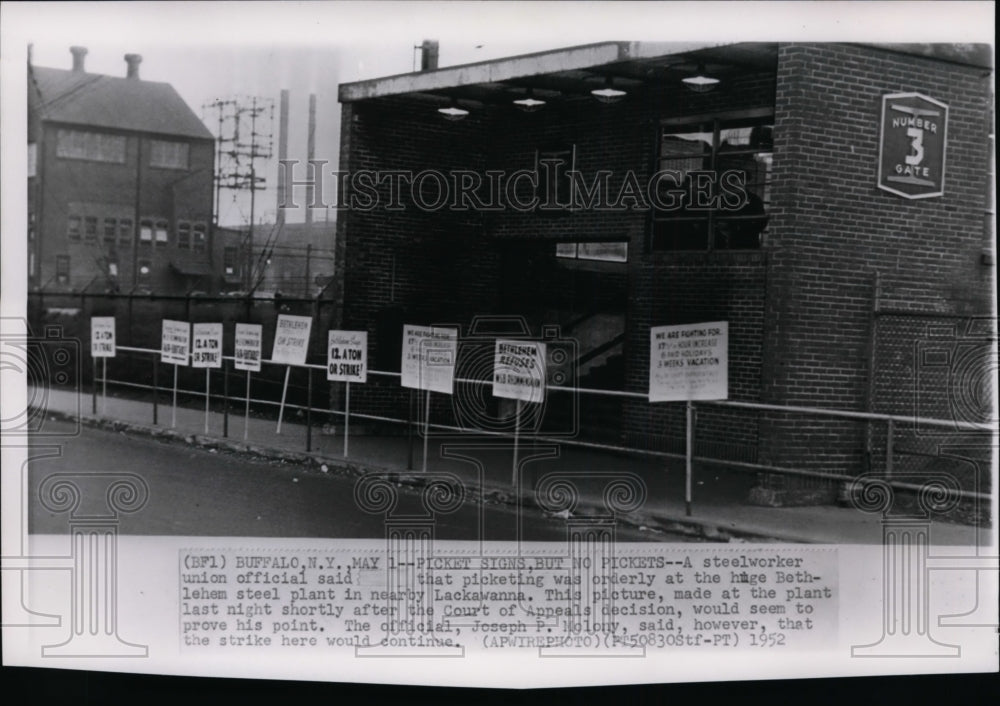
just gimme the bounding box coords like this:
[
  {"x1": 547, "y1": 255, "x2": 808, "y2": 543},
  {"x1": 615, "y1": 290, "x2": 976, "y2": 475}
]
[{"x1": 878, "y1": 92, "x2": 948, "y2": 200}]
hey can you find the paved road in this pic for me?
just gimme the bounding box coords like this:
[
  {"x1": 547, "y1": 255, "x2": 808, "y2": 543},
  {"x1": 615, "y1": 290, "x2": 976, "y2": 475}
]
[{"x1": 27, "y1": 420, "x2": 684, "y2": 541}]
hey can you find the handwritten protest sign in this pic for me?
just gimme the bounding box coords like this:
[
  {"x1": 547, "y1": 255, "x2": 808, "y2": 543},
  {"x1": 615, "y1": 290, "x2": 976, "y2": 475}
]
[
  {"x1": 90, "y1": 317, "x2": 116, "y2": 358},
  {"x1": 234, "y1": 323, "x2": 262, "y2": 372},
  {"x1": 493, "y1": 339, "x2": 546, "y2": 403},
  {"x1": 191, "y1": 323, "x2": 223, "y2": 369},
  {"x1": 327, "y1": 330, "x2": 368, "y2": 383}
]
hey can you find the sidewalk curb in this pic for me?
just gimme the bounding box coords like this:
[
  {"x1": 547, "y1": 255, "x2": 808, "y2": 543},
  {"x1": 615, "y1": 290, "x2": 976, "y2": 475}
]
[{"x1": 39, "y1": 408, "x2": 811, "y2": 544}]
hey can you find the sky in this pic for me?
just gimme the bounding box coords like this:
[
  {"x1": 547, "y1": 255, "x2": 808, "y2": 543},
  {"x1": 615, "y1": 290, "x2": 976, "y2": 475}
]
[{"x1": 3, "y1": 1, "x2": 994, "y2": 226}]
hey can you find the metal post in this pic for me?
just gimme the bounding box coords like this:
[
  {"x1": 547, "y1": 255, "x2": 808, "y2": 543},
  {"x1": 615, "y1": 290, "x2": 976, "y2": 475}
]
[
  {"x1": 343, "y1": 381, "x2": 350, "y2": 458},
  {"x1": 152, "y1": 355, "x2": 158, "y2": 425},
  {"x1": 171, "y1": 364, "x2": 178, "y2": 428},
  {"x1": 306, "y1": 368, "x2": 313, "y2": 452},
  {"x1": 885, "y1": 417, "x2": 894, "y2": 478},
  {"x1": 407, "y1": 388, "x2": 414, "y2": 470},
  {"x1": 204, "y1": 368, "x2": 210, "y2": 435},
  {"x1": 422, "y1": 390, "x2": 431, "y2": 472},
  {"x1": 685, "y1": 400, "x2": 694, "y2": 517},
  {"x1": 92, "y1": 357, "x2": 97, "y2": 415},
  {"x1": 511, "y1": 400, "x2": 521, "y2": 486},
  {"x1": 276, "y1": 366, "x2": 291, "y2": 434},
  {"x1": 223, "y1": 360, "x2": 229, "y2": 438},
  {"x1": 102, "y1": 358, "x2": 107, "y2": 414},
  {"x1": 244, "y1": 370, "x2": 251, "y2": 441}
]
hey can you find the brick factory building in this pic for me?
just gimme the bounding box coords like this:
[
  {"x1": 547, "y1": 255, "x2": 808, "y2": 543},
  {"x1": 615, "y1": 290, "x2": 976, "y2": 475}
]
[
  {"x1": 28, "y1": 46, "x2": 215, "y2": 295},
  {"x1": 330, "y1": 42, "x2": 994, "y2": 505}
]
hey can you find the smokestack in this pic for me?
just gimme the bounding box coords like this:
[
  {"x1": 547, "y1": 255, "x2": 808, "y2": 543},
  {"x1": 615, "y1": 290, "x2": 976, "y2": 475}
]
[
  {"x1": 70, "y1": 46, "x2": 88, "y2": 73},
  {"x1": 420, "y1": 40, "x2": 439, "y2": 71},
  {"x1": 276, "y1": 89, "x2": 289, "y2": 227},
  {"x1": 306, "y1": 94, "x2": 316, "y2": 224},
  {"x1": 124, "y1": 53, "x2": 142, "y2": 79}
]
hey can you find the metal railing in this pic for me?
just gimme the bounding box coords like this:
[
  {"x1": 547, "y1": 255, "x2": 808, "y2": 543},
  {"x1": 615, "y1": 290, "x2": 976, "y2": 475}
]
[{"x1": 76, "y1": 345, "x2": 995, "y2": 516}]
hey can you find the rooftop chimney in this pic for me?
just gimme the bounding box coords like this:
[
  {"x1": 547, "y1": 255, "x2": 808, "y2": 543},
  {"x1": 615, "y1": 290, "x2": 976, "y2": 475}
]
[
  {"x1": 70, "y1": 46, "x2": 88, "y2": 73},
  {"x1": 124, "y1": 53, "x2": 142, "y2": 79},
  {"x1": 420, "y1": 40, "x2": 439, "y2": 72}
]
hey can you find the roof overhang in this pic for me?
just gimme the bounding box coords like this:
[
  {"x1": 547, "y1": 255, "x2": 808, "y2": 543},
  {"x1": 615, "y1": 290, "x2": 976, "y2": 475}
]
[{"x1": 339, "y1": 41, "x2": 775, "y2": 105}]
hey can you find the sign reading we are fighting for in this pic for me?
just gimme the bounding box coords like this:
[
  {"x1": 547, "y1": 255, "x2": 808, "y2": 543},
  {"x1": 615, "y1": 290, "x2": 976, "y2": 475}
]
[
  {"x1": 327, "y1": 331, "x2": 367, "y2": 382},
  {"x1": 493, "y1": 339, "x2": 546, "y2": 403},
  {"x1": 191, "y1": 323, "x2": 223, "y2": 369},
  {"x1": 271, "y1": 315, "x2": 313, "y2": 366},
  {"x1": 90, "y1": 317, "x2": 116, "y2": 357},
  {"x1": 161, "y1": 320, "x2": 190, "y2": 365},
  {"x1": 648, "y1": 321, "x2": 728, "y2": 402},
  {"x1": 401, "y1": 325, "x2": 458, "y2": 395},
  {"x1": 234, "y1": 323, "x2": 262, "y2": 372}
]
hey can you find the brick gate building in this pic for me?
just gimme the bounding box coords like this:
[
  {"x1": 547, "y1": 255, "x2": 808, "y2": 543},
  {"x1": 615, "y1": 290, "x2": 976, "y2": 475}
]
[{"x1": 329, "y1": 42, "x2": 994, "y2": 505}]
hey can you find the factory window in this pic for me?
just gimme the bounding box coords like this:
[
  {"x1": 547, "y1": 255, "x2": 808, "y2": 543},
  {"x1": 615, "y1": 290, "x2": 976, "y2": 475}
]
[
  {"x1": 137, "y1": 259, "x2": 152, "y2": 284},
  {"x1": 84, "y1": 216, "x2": 98, "y2": 244},
  {"x1": 651, "y1": 112, "x2": 772, "y2": 251},
  {"x1": 556, "y1": 241, "x2": 628, "y2": 263},
  {"x1": 118, "y1": 219, "x2": 133, "y2": 248},
  {"x1": 139, "y1": 219, "x2": 153, "y2": 244},
  {"x1": 103, "y1": 218, "x2": 118, "y2": 246},
  {"x1": 56, "y1": 129, "x2": 126, "y2": 163},
  {"x1": 192, "y1": 222, "x2": 207, "y2": 252},
  {"x1": 55, "y1": 255, "x2": 70, "y2": 284},
  {"x1": 150, "y1": 140, "x2": 189, "y2": 170},
  {"x1": 224, "y1": 246, "x2": 240, "y2": 276},
  {"x1": 177, "y1": 221, "x2": 191, "y2": 249},
  {"x1": 67, "y1": 215, "x2": 82, "y2": 241},
  {"x1": 155, "y1": 219, "x2": 169, "y2": 247}
]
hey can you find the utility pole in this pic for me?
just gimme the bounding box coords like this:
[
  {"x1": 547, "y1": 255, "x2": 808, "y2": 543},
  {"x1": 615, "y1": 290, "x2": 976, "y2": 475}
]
[{"x1": 202, "y1": 96, "x2": 274, "y2": 290}]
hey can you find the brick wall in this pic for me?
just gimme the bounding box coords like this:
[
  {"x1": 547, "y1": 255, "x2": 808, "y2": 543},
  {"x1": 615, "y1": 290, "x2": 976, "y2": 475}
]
[{"x1": 754, "y1": 43, "x2": 992, "y2": 503}]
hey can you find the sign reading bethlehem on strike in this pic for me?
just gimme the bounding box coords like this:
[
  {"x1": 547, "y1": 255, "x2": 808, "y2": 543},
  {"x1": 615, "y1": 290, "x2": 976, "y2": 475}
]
[
  {"x1": 878, "y1": 92, "x2": 949, "y2": 200},
  {"x1": 161, "y1": 320, "x2": 190, "y2": 366},
  {"x1": 191, "y1": 323, "x2": 223, "y2": 369},
  {"x1": 401, "y1": 324, "x2": 458, "y2": 395},
  {"x1": 493, "y1": 339, "x2": 546, "y2": 403},
  {"x1": 648, "y1": 321, "x2": 728, "y2": 402},
  {"x1": 327, "y1": 330, "x2": 368, "y2": 383},
  {"x1": 271, "y1": 315, "x2": 313, "y2": 366},
  {"x1": 233, "y1": 323, "x2": 262, "y2": 372},
  {"x1": 90, "y1": 317, "x2": 115, "y2": 358}
]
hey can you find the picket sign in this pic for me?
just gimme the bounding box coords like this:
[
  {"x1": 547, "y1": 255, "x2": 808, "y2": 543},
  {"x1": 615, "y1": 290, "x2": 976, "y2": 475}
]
[
  {"x1": 400, "y1": 325, "x2": 458, "y2": 471},
  {"x1": 192, "y1": 323, "x2": 223, "y2": 434},
  {"x1": 91, "y1": 317, "x2": 116, "y2": 413},
  {"x1": 272, "y1": 315, "x2": 312, "y2": 434},
  {"x1": 161, "y1": 320, "x2": 190, "y2": 428},
  {"x1": 327, "y1": 330, "x2": 368, "y2": 458},
  {"x1": 234, "y1": 323, "x2": 262, "y2": 440},
  {"x1": 493, "y1": 339, "x2": 547, "y2": 485}
]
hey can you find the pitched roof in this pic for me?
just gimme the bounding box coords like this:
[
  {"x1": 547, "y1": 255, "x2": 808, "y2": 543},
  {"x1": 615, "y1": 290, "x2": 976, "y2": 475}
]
[{"x1": 29, "y1": 66, "x2": 213, "y2": 140}]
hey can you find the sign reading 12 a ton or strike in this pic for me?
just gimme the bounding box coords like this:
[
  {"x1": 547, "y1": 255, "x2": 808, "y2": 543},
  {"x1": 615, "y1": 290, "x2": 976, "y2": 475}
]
[
  {"x1": 90, "y1": 317, "x2": 115, "y2": 357},
  {"x1": 648, "y1": 321, "x2": 728, "y2": 402},
  {"x1": 191, "y1": 323, "x2": 223, "y2": 368},
  {"x1": 327, "y1": 330, "x2": 367, "y2": 382},
  {"x1": 878, "y1": 92, "x2": 948, "y2": 200}
]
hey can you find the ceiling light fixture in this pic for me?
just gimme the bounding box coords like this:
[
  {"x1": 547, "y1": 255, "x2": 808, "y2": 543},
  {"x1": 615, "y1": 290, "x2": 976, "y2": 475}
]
[
  {"x1": 513, "y1": 88, "x2": 546, "y2": 113},
  {"x1": 682, "y1": 63, "x2": 720, "y2": 93},
  {"x1": 591, "y1": 76, "x2": 626, "y2": 104},
  {"x1": 437, "y1": 100, "x2": 470, "y2": 121}
]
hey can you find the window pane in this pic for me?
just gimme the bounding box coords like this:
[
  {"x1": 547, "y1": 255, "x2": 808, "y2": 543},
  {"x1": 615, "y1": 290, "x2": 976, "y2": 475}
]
[
  {"x1": 192, "y1": 223, "x2": 206, "y2": 252},
  {"x1": 103, "y1": 218, "x2": 117, "y2": 245},
  {"x1": 84, "y1": 217, "x2": 98, "y2": 243},
  {"x1": 555, "y1": 243, "x2": 577, "y2": 258},
  {"x1": 150, "y1": 140, "x2": 189, "y2": 169},
  {"x1": 577, "y1": 242, "x2": 628, "y2": 262},
  {"x1": 177, "y1": 222, "x2": 191, "y2": 249},
  {"x1": 119, "y1": 219, "x2": 133, "y2": 247},
  {"x1": 56, "y1": 129, "x2": 126, "y2": 163},
  {"x1": 67, "y1": 216, "x2": 81, "y2": 240}
]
